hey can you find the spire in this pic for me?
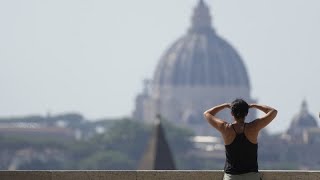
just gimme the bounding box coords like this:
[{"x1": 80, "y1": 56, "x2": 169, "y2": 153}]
[
  {"x1": 301, "y1": 99, "x2": 308, "y2": 113},
  {"x1": 138, "y1": 115, "x2": 176, "y2": 170},
  {"x1": 190, "y1": 0, "x2": 213, "y2": 32}
]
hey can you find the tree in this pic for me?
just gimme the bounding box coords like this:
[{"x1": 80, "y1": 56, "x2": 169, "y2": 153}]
[{"x1": 90, "y1": 119, "x2": 151, "y2": 167}]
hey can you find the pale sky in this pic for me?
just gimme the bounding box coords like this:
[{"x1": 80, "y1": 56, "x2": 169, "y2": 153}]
[{"x1": 0, "y1": 0, "x2": 319, "y2": 133}]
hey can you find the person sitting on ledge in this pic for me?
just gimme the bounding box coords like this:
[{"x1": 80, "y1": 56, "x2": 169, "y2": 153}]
[{"x1": 204, "y1": 99, "x2": 277, "y2": 180}]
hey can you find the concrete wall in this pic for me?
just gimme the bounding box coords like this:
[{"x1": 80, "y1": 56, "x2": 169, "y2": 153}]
[{"x1": 0, "y1": 170, "x2": 320, "y2": 180}]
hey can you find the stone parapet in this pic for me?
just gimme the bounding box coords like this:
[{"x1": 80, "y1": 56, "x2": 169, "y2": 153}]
[{"x1": 0, "y1": 170, "x2": 319, "y2": 180}]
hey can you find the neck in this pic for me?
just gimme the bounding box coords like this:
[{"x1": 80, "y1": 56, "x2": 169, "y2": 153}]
[{"x1": 234, "y1": 118, "x2": 245, "y2": 123}]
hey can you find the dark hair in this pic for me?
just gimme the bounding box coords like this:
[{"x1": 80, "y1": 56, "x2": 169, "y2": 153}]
[{"x1": 231, "y1": 99, "x2": 249, "y2": 119}]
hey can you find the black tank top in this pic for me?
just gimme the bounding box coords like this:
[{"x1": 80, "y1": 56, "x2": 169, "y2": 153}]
[{"x1": 224, "y1": 124, "x2": 258, "y2": 175}]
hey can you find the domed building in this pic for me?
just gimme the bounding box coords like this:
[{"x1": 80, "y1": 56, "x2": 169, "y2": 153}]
[
  {"x1": 285, "y1": 100, "x2": 319, "y2": 143},
  {"x1": 288, "y1": 101, "x2": 318, "y2": 132},
  {"x1": 133, "y1": 0, "x2": 256, "y2": 135}
]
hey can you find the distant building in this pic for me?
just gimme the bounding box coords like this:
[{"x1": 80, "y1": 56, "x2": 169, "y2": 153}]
[
  {"x1": 0, "y1": 123, "x2": 76, "y2": 140},
  {"x1": 283, "y1": 100, "x2": 319, "y2": 143},
  {"x1": 133, "y1": 0, "x2": 256, "y2": 135},
  {"x1": 0, "y1": 113, "x2": 87, "y2": 140},
  {"x1": 303, "y1": 128, "x2": 320, "y2": 144}
]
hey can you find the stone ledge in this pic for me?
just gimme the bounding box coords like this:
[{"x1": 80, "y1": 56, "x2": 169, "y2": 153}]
[{"x1": 0, "y1": 170, "x2": 319, "y2": 180}]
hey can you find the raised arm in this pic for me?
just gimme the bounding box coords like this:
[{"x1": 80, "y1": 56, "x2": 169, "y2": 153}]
[
  {"x1": 203, "y1": 103, "x2": 230, "y2": 132},
  {"x1": 249, "y1": 104, "x2": 277, "y2": 130}
]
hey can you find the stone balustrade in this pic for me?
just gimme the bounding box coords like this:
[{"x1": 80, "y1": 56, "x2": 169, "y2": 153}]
[{"x1": 0, "y1": 170, "x2": 319, "y2": 180}]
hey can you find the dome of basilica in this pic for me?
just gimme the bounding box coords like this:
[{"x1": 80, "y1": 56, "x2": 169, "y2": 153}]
[
  {"x1": 153, "y1": 0, "x2": 250, "y2": 87},
  {"x1": 290, "y1": 100, "x2": 318, "y2": 129},
  {"x1": 133, "y1": 0, "x2": 256, "y2": 135}
]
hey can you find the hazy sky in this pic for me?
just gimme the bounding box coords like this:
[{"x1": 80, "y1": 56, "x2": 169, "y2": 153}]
[{"x1": 0, "y1": 0, "x2": 319, "y2": 133}]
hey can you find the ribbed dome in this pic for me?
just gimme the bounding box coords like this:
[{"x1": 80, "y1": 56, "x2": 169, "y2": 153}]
[
  {"x1": 153, "y1": 0, "x2": 250, "y2": 87},
  {"x1": 290, "y1": 101, "x2": 318, "y2": 128}
]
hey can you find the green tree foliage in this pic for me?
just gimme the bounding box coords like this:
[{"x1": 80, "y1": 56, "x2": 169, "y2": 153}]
[
  {"x1": 91, "y1": 119, "x2": 151, "y2": 164},
  {"x1": 161, "y1": 120, "x2": 194, "y2": 153},
  {"x1": 0, "y1": 118, "x2": 197, "y2": 170}
]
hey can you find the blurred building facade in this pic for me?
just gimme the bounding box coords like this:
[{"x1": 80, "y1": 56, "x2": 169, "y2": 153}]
[
  {"x1": 133, "y1": 0, "x2": 256, "y2": 135},
  {"x1": 281, "y1": 100, "x2": 320, "y2": 144}
]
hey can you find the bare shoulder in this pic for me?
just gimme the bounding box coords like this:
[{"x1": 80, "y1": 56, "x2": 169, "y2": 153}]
[
  {"x1": 246, "y1": 120, "x2": 261, "y2": 133},
  {"x1": 220, "y1": 121, "x2": 232, "y2": 134}
]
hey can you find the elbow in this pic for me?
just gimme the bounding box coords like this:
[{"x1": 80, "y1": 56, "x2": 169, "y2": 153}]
[
  {"x1": 273, "y1": 109, "x2": 278, "y2": 114},
  {"x1": 203, "y1": 111, "x2": 210, "y2": 120},
  {"x1": 203, "y1": 110, "x2": 209, "y2": 115},
  {"x1": 203, "y1": 111, "x2": 208, "y2": 117},
  {"x1": 272, "y1": 109, "x2": 278, "y2": 118}
]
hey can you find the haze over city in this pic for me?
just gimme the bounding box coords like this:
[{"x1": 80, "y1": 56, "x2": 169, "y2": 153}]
[{"x1": 0, "y1": 0, "x2": 319, "y2": 134}]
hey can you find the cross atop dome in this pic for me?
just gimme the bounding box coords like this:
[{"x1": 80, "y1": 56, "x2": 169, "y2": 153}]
[
  {"x1": 300, "y1": 99, "x2": 308, "y2": 113},
  {"x1": 190, "y1": 0, "x2": 213, "y2": 33}
]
